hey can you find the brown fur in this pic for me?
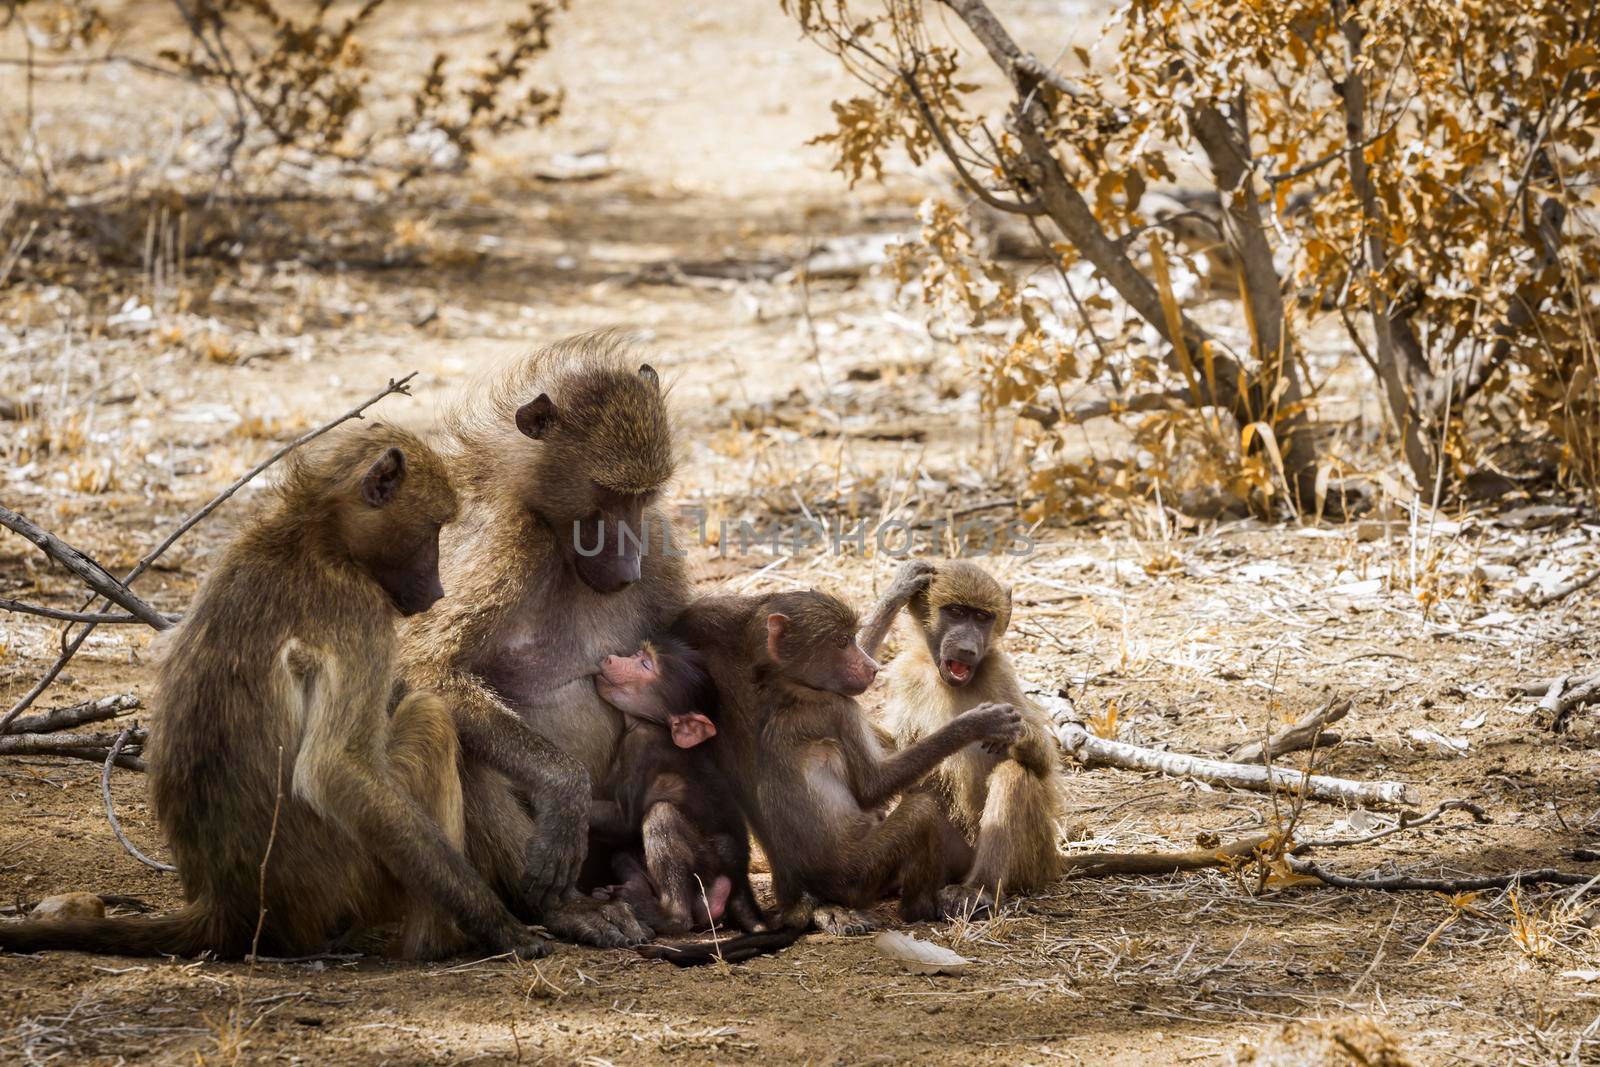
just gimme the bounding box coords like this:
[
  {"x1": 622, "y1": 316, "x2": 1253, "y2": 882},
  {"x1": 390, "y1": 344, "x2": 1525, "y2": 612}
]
[
  {"x1": 650, "y1": 590, "x2": 1022, "y2": 965},
  {"x1": 591, "y1": 637, "x2": 765, "y2": 935},
  {"x1": 871, "y1": 560, "x2": 1066, "y2": 895},
  {"x1": 0, "y1": 423, "x2": 544, "y2": 960},
  {"x1": 400, "y1": 332, "x2": 686, "y2": 947}
]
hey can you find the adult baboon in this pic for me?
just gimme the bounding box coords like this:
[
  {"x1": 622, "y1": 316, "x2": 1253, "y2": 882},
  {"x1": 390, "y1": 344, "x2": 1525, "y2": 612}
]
[{"x1": 401, "y1": 333, "x2": 686, "y2": 946}]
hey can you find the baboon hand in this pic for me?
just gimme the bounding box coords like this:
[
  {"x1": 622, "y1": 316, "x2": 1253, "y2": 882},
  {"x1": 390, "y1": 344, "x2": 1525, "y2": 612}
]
[
  {"x1": 961, "y1": 701, "x2": 1023, "y2": 747},
  {"x1": 521, "y1": 787, "x2": 590, "y2": 910},
  {"x1": 543, "y1": 894, "x2": 653, "y2": 948},
  {"x1": 887, "y1": 559, "x2": 937, "y2": 604},
  {"x1": 497, "y1": 923, "x2": 553, "y2": 961}
]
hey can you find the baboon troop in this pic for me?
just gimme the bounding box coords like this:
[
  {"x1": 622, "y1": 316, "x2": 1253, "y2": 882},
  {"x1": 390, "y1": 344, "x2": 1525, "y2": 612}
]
[{"x1": 0, "y1": 332, "x2": 1086, "y2": 965}]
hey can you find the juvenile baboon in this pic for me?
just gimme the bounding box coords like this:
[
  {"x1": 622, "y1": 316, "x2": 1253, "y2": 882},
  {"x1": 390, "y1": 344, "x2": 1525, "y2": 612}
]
[
  {"x1": 862, "y1": 559, "x2": 1065, "y2": 895},
  {"x1": 645, "y1": 589, "x2": 1020, "y2": 965},
  {"x1": 400, "y1": 333, "x2": 685, "y2": 947},
  {"x1": 591, "y1": 637, "x2": 765, "y2": 935},
  {"x1": 0, "y1": 424, "x2": 545, "y2": 960}
]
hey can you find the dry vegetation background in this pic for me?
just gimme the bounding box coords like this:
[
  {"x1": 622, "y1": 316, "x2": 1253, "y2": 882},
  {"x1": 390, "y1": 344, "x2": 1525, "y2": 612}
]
[{"x1": 2, "y1": 1, "x2": 1600, "y2": 1064}]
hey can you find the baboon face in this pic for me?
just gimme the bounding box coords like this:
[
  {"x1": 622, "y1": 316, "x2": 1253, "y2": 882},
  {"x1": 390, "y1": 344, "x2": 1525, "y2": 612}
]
[
  {"x1": 928, "y1": 603, "x2": 997, "y2": 688},
  {"x1": 514, "y1": 363, "x2": 673, "y2": 595},
  {"x1": 766, "y1": 593, "x2": 879, "y2": 697},
  {"x1": 595, "y1": 639, "x2": 717, "y2": 749},
  {"x1": 349, "y1": 446, "x2": 458, "y2": 616}
]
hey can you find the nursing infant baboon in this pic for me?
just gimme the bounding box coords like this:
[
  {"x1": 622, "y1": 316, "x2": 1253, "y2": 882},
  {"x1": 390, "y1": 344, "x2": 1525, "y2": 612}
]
[
  {"x1": 0, "y1": 424, "x2": 545, "y2": 960},
  {"x1": 400, "y1": 332, "x2": 686, "y2": 947},
  {"x1": 591, "y1": 637, "x2": 765, "y2": 935},
  {"x1": 863, "y1": 559, "x2": 1066, "y2": 895},
  {"x1": 643, "y1": 589, "x2": 1021, "y2": 965}
]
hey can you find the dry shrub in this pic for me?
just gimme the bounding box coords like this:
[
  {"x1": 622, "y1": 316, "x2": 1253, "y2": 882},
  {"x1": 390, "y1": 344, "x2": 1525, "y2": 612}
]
[{"x1": 792, "y1": 0, "x2": 1600, "y2": 517}]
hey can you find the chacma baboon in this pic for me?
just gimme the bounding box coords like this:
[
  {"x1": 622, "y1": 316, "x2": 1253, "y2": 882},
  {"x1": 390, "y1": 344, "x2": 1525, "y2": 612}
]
[
  {"x1": 642, "y1": 590, "x2": 1021, "y2": 966},
  {"x1": 0, "y1": 424, "x2": 546, "y2": 960},
  {"x1": 591, "y1": 637, "x2": 765, "y2": 935},
  {"x1": 862, "y1": 559, "x2": 1066, "y2": 895},
  {"x1": 400, "y1": 333, "x2": 685, "y2": 947}
]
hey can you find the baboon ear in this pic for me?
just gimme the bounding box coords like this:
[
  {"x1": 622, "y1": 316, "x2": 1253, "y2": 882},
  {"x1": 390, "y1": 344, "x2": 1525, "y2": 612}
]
[
  {"x1": 360, "y1": 448, "x2": 406, "y2": 507},
  {"x1": 669, "y1": 711, "x2": 717, "y2": 749},
  {"x1": 765, "y1": 612, "x2": 789, "y2": 663},
  {"x1": 638, "y1": 363, "x2": 659, "y2": 388},
  {"x1": 515, "y1": 394, "x2": 557, "y2": 440}
]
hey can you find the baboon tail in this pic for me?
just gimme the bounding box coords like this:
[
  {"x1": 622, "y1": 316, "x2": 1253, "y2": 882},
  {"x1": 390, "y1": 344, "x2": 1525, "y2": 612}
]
[
  {"x1": 0, "y1": 905, "x2": 211, "y2": 958},
  {"x1": 636, "y1": 925, "x2": 807, "y2": 968}
]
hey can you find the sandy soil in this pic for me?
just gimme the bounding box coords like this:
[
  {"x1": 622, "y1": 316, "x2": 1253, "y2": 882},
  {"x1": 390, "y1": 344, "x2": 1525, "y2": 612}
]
[{"x1": 3, "y1": 2, "x2": 1600, "y2": 1064}]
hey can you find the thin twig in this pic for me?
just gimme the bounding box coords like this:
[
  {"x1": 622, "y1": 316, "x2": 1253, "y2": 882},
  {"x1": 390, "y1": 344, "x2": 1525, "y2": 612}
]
[
  {"x1": 0, "y1": 596, "x2": 154, "y2": 625},
  {"x1": 0, "y1": 372, "x2": 418, "y2": 732},
  {"x1": 101, "y1": 728, "x2": 176, "y2": 873},
  {"x1": 1300, "y1": 799, "x2": 1489, "y2": 849},
  {"x1": 248, "y1": 745, "x2": 286, "y2": 964}
]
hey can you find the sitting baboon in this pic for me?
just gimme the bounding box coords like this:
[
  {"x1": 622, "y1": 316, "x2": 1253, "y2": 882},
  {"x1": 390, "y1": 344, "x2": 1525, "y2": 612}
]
[
  {"x1": 643, "y1": 590, "x2": 1020, "y2": 965},
  {"x1": 861, "y1": 560, "x2": 1066, "y2": 895},
  {"x1": 400, "y1": 332, "x2": 686, "y2": 947},
  {"x1": 0, "y1": 424, "x2": 545, "y2": 960}
]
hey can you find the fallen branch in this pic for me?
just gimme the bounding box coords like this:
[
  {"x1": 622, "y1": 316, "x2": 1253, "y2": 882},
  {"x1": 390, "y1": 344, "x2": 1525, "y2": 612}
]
[
  {"x1": 0, "y1": 506, "x2": 174, "y2": 630},
  {"x1": 1229, "y1": 700, "x2": 1351, "y2": 764},
  {"x1": 0, "y1": 372, "x2": 418, "y2": 732},
  {"x1": 4, "y1": 693, "x2": 141, "y2": 735},
  {"x1": 1299, "y1": 799, "x2": 1489, "y2": 848},
  {"x1": 1530, "y1": 567, "x2": 1600, "y2": 607},
  {"x1": 1289, "y1": 858, "x2": 1598, "y2": 892},
  {"x1": 1061, "y1": 833, "x2": 1283, "y2": 879},
  {"x1": 0, "y1": 597, "x2": 158, "y2": 625},
  {"x1": 0, "y1": 727, "x2": 146, "y2": 757},
  {"x1": 1515, "y1": 671, "x2": 1600, "y2": 731},
  {"x1": 1055, "y1": 721, "x2": 1418, "y2": 810},
  {"x1": 101, "y1": 728, "x2": 175, "y2": 873}
]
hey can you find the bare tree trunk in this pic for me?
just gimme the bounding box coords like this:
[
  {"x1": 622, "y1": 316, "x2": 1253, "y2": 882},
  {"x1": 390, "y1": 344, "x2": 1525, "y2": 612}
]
[{"x1": 1334, "y1": 0, "x2": 1438, "y2": 489}]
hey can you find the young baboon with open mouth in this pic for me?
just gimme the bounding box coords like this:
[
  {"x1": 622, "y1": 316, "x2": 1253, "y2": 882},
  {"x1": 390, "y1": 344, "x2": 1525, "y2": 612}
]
[
  {"x1": 0, "y1": 423, "x2": 546, "y2": 961},
  {"x1": 861, "y1": 559, "x2": 1067, "y2": 895}
]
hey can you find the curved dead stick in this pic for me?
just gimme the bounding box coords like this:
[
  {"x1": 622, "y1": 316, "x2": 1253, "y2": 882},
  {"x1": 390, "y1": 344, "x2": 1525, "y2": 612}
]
[
  {"x1": 0, "y1": 596, "x2": 159, "y2": 625},
  {"x1": 101, "y1": 728, "x2": 176, "y2": 873},
  {"x1": 1290, "y1": 858, "x2": 1597, "y2": 892},
  {"x1": 1299, "y1": 799, "x2": 1490, "y2": 849}
]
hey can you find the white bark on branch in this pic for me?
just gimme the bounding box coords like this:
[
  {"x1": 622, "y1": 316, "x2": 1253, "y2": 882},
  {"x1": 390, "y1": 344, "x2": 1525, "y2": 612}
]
[{"x1": 1055, "y1": 721, "x2": 1418, "y2": 810}]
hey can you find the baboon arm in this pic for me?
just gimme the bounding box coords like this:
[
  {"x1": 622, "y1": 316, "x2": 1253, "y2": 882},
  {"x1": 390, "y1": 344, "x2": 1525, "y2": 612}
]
[
  {"x1": 856, "y1": 592, "x2": 905, "y2": 661},
  {"x1": 437, "y1": 671, "x2": 590, "y2": 799},
  {"x1": 1010, "y1": 717, "x2": 1057, "y2": 779},
  {"x1": 848, "y1": 714, "x2": 981, "y2": 810}
]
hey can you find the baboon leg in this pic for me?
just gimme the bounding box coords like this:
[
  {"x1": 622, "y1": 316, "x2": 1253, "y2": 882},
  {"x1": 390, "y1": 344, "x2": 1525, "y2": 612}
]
[
  {"x1": 822, "y1": 792, "x2": 947, "y2": 923},
  {"x1": 387, "y1": 691, "x2": 468, "y2": 959},
  {"x1": 641, "y1": 802, "x2": 700, "y2": 934},
  {"x1": 461, "y1": 764, "x2": 539, "y2": 918},
  {"x1": 967, "y1": 759, "x2": 1062, "y2": 895}
]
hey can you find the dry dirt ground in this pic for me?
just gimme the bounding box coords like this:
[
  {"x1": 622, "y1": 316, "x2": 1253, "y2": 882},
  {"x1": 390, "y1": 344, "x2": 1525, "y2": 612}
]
[{"x1": 3, "y1": 2, "x2": 1600, "y2": 1064}]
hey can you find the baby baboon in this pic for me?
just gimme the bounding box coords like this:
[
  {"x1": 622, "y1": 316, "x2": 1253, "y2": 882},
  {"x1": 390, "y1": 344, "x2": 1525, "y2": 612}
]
[
  {"x1": 0, "y1": 424, "x2": 545, "y2": 960},
  {"x1": 591, "y1": 637, "x2": 765, "y2": 935},
  {"x1": 400, "y1": 333, "x2": 685, "y2": 947},
  {"x1": 660, "y1": 590, "x2": 1021, "y2": 953},
  {"x1": 863, "y1": 560, "x2": 1065, "y2": 895}
]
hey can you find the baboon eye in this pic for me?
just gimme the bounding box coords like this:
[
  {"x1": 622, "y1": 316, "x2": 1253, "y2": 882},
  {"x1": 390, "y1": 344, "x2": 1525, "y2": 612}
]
[
  {"x1": 974, "y1": 610, "x2": 993, "y2": 623},
  {"x1": 835, "y1": 634, "x2": 850, "y2": 649},
  {"x1": 640, "y1": 656, "x2": 655, "y2": 672}
]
